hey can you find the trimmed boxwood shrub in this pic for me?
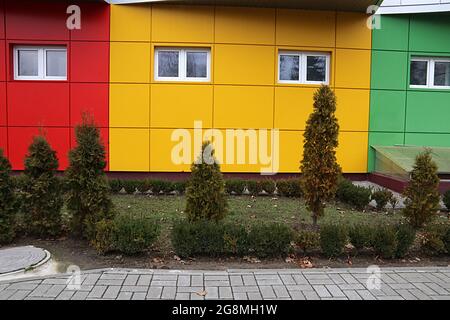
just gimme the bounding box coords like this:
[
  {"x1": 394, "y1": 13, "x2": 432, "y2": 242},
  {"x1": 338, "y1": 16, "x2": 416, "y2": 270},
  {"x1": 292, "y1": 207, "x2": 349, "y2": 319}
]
[
  {"x1": 173, "y1": 181, "x2": 187, "y2": 195},
  {"x1": 319, "y1": 224, "x2": 348, "y2": 258},
  {"x1": 336, "y1": 179, "x2": 371, "y2": 210},
  {"x1": 348, "y1": 224, "x2": 373, "y2": 252},
  {"x1": 247, "y1": 223, "x2": 293, "y2": 258},
  {"x1": 373, "y1": 224, "x2": 398, "y2": 259},
  {"x1": 109, "y1": 179, "x2": 123, "y2": 193},
  {"x1": 395, "y1": 224, "x2": 416, "y2": 258},
  {"x1": 113, "y1": 215, "x2": 160, "y2": 255},
  {"x1": 246, "y1": 180, "x2": 263, "y2": 196},
  {"x1": 372, "y1": 188, "x2": 393, "y2": 211},
  {"x1": 276, "y1": 179, "x2": 302, "y2": 197},
  {"x1": 223, "y1": 224, "x2": 249, "y2": 256},
  {"x1": 225, "y1": 179, "x2": 246, "y2": 195},
  {"x1": 295, "y1": 229, "x2": 320, "y2": 254},
  {"x1": 421, "y1": 224, "x2": 448, "y2": 256},
  {"x1": 443, "y1": 190, "x2": 450, "y2": 211},
  {"x1": 259, "y1": 179, "x2": 276, "y2": 195}
]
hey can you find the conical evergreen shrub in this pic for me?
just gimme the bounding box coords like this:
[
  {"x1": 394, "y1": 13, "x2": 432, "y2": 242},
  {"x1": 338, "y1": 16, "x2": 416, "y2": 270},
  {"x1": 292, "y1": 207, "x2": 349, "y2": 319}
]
[
  {"x1": 66, "y1": 114, "x2": 113, "y2": 239},
  {"x1": 300, "y1": 85, "x2": 341, "y2": 226},
  {"x1": 22, "y1": 135, "x2": 63, "y2": 237},
  {"x1": 0, "y1": 149, "x2": 18, "y2": 244},
  {"x1": 185, "y1": 141, "x2": 228, "y2": 222},
  {"x1": 402, "y1": 150, "x2": 440, "y2": 228}
]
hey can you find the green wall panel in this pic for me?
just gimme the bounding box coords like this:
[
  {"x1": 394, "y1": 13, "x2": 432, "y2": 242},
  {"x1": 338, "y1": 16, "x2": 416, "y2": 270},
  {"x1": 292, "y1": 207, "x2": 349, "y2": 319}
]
[
  {"x1": 371, "y1": 50, "x2": 408, "y2": 90},
  {"x1": 409, "y1": 13, "x2": 450, "y2": 53},
  {"x1": 369, "y1": 90, "x2": 406, "y2": 132},
  {"x1": 368, "y1": 132, "x2": 405, "y2": 172},
  {"x1": 405, "y1": 133, "x2": 450, "y2": 147},
  {"x1": 405, "y1": 91, "x2": 450, "y2": 133},
  {"x1": 372, "y1": 15, "x2": 409, "y2": 51}
]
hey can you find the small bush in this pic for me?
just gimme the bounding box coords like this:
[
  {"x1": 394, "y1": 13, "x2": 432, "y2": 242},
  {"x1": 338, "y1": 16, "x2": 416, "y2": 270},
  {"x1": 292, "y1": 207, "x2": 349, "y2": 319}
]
[
  {"x1": 171, "y1": 221, "x2": 226, "y2": 257},
  {"x1": 276, "y1": 179, "x2": 302, "y2": 197},
  {"x1": 92, "y1": 219, "x2": 116, "y2": 254},
  {"x1": 372, "y1": 188, "x2": 393, "y2": 211},
  {"x1": 135, "y1": 180, "x2": 150, "y2": 193},
  {"x1": 295, "y1": 229, "x2": 320, "y2": 254},
  {"x1": 173, "y1": 181, "x2": 187, "y2": 195},
  {"x1": 0, "y1": 149, "x2": 19, "y2": 245},
  {"x1": 319, "y1": 224, "x2": 347, "y2": 258},
  {"x1": 109, "y1": 179, "x2": 123, "y2": 193},
  {"x1": 223, "y1": 224, "x2": 249, "y2": 256},
  {"x1": 395, "y1": 224, "x2": 416, "y2": 258},
  {"x1": 389, "y1": 197, "x2": 399, "y2": 212},
  {"x1": 444, "y1": 228, "x2": 450, "y2": 254},
  {"x1": 336, "y1": 179, "x2": 371, "y2": 210},
  {"x1": 373, "y1": 224, "x2": 398, "y2": 259},
  {"x1": 348, "y1": 224, "x2": 373, "y2": 252},
  {"x1": 225, "y1": 179, "x2": 246, "y2": 195},
  {"x1": 246, "y1": 180, "x2": 263, "y2": 196},
  {"x1": 122, "y1": 180, "x2": 139, "y2": 194},
  {"x1": 259, "y1": 179, "x2": 276, "y2": 195},
  {"x1": 113, "y1": 215, "x2": 160, "y2": 255},
  {"x1": 149, "y1": 180, "x2": 174, "y2": 195},
  {"x1": 421, "y1": 224, "x2": 448, "y2": 256},
  {"x1": 247, "y1": 223, "x2": 293, "y2": 258},
  {"x1": 443, "y1": 190, "x2": 450, "y2": 211},
  {"x1": 11, "y1": 174, "x2": 27, "y2": 191}
]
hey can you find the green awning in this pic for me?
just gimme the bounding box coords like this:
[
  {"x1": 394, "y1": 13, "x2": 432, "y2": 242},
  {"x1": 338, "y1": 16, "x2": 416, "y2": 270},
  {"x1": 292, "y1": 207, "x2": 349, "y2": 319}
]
[{"x1": 373, "y1": 145, "x2": 450, "y2": 176}]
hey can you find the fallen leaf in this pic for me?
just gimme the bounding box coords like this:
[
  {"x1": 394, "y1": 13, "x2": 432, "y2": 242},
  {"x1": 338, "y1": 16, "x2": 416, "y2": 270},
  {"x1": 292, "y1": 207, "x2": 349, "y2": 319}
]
[
  {"x1": 196, "y1": 290, "x2": 207, "y2": 297},
  {"x1": 298, "y1": 258, "x2": 313, "y2": 269},
  {"x1": 247, "y1": 205, "x2": 252, "y2": 208},
  {"x1": 173, "y1": 255, "x2": 181, "y2": 261},
  {"x1": 285, "y1": 255, "x2": 296, "y2": 264}
]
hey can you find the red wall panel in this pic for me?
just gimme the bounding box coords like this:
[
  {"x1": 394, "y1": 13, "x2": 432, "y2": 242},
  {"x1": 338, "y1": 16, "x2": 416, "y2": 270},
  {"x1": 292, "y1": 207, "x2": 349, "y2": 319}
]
[
  {"x1": 7, "y1": 82, "x2": 69, "y2": 127},
  {"x1": 0, "y1": 82, "x2": 5, "y2": 126},
  {"x1": 70, "y1": 127, "x2": 109, "y2": 171},
  {"x1": 8, "y1": 127, "x2": 70, "y2": 170},
  {"x1": 70, "y1": 83, "x2": 108, "y2": 128},
  {"x1": 6, "y1": 1, "x2": 69, "y2": 41},
  {"x1": 0, "y1": 127, "x2": 7, "y2": 156},
  {"x1": 70, "y1": 42, "x2": 109, "y2": 83},
  {"x1": 0, "y1": 0, "x2": 5, "y2": 39},
  {"x1": 70, "y1": 2, "x2": 109, "y2": 42},
  {"x1": 0, "y1": 40, "x2": 5, "y2": 81}
]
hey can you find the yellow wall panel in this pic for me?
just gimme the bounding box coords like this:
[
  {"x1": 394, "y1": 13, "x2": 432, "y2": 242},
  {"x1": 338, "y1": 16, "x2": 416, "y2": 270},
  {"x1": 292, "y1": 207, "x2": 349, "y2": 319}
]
[
  {"x1": 336, "y1": 131, "x2": 368, "y2": 173},
  {"x1": 213, "y1": 129, "x2": 274, "y2": 173},
  {"x1": 335, "y1": 89, "x2": 369, "y2": 132},
  {"x1": 150, "y1": 129, "x2": 197, "y2": 172},
  {"x1": 278, "y1": 131, "x2": 303, "y2": 173},
  {"x1": 214, "y1": 44, "x2": 275, "y2": 85},
  {"x1": 110, "y1": 84, "x2": 150, "y2": 128},
  {"x1": 151, "y1": 84, "x2": 213, "y2": 128},
  {"x1": 276, "y1": 9, "x2": 336, "y2": 47},
  {"x1": 214, "y1": 86, "x2": 274, "y2": 129},
  {"x1": 110, "y1": 4, "x2": 151, "y2": 42},
  {"x1": 336, "y1": 12, "x2": 371, "y2": 50},
  {"x1": 335, "y1": 49, "x2": 371, "y2": 89},
  {"x1": 152, "y1": 5, "x2": 214, "y2": 43},
  {"x1": 110, "y1": 128, "x2": 150, "y2": 171},
  {"x1": 215, "y1": 7, "x2": 275, "y2": 45},
  {"x1": 110, "y1": 42, "x2": 151, "y2": 83},
  {"x1": 274, "y1": 87, "x2": 315, "y2": 130}
]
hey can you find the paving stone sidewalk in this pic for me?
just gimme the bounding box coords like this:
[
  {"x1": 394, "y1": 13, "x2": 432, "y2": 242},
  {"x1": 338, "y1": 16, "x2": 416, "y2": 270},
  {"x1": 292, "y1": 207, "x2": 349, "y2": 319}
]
[{"x1": 0, "y1": 267, "x2": 449, "y2": 300}]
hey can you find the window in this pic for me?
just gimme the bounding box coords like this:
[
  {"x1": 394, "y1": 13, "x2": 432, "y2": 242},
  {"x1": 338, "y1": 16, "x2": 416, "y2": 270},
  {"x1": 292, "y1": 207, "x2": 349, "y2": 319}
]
[
  {"x1": 410, "y1": 56, "x2": 450, "y2": 89},
  {"x1": 14, "y1": 46, "x2": 67, "y2": 81},
  {"x1": 278, "y1": 51, "x2": 330, "y2": 84},
  {"x1": 155, "y1": 48, "x2": 210, "y2": 82}
]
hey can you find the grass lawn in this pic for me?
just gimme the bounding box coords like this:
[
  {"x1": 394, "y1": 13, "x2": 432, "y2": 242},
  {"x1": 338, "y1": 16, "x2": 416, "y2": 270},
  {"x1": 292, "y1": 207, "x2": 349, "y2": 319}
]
[{"x1": 112, "y1": 194, "x2": 403, "y2": 255}]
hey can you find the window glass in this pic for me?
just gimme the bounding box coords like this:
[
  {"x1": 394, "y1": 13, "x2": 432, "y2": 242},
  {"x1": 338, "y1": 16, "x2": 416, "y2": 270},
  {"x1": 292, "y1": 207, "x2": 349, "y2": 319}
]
[
  {"x1": 18, "y1": 50, "x2": 39, "y2": 77},
  {"x1": 158, "y1": 51, "x2": 179, "y2": 77},
  {"x1": 410, "y1": 60, "x2": 428, "y2": 86},
  {"x1": 186, "y1": 52, "x2": 207, "y2": 78},
  {"x1": 306, "y1": 56, "x2": 326, "y2": 82},
  {"x1": 46, "y1": 50, "x2": 67, "y2": 77},
  {"x1": 279, "y1": 55, "x2": 299, "y2": 81},
  {"x1": 434, "y1": 61, "x2": 450, "y2": 87}
]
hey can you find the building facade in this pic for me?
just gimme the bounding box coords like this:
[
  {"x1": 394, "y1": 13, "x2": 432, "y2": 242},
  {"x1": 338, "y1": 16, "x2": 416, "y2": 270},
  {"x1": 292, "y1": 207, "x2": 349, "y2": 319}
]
[{"x1": 0, "y1": 0, "x2": 449, "y2": 176}]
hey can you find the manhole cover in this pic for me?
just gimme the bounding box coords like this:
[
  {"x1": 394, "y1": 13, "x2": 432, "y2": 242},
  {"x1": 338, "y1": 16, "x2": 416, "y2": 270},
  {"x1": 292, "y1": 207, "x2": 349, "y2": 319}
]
[{"x1": 0, "y1": 246, "x2": 49, "y2": 274}]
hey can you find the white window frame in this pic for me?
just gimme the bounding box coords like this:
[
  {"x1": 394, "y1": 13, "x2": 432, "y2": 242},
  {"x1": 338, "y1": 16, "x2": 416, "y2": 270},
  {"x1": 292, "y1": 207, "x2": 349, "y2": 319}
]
[
  {"x1": 13, "y1": 46, "x2": 67, "y2": 81},
  {"x1": 410, "y1": 56, "x2": 450, "y2": 89},
  {"x1": 278, "y1": 51, "x2": 330, "y2": 85},
  {"x1": 154, "y1": 47, "x2": 211, "y2": 82}
]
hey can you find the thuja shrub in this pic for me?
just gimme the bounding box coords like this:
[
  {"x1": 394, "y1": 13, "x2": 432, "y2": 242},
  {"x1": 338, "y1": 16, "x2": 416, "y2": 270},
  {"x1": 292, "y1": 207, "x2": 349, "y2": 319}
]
[
  {"x1": 319, "y1": 224, "x2": 348, "y2": 258},
  {"x1": 443, "y1": 189, "x2": 450, "y2": 211},
  {"x1": 246, "y1": 180, "x2": 263, "y2": 196},
  {"x1": 0, "y1": 149, "x2": 18, "y2": 244},
  {"x1": 402, "y1": 150, "x2": 440, "y2": 228},
  {"x1": 66, "y1": 114, "x2": 113, "y2": 239},
  {"x1": 185, "y1": 142, "x2": 228, "y2": 222},
  {"x1": 420, "y1": 224, "x2": 448, "y2": 256},
  {"x1": 22, "y1": 135, "x2": 63, "y2": 238},
  {"x1": 276, "y1": 179, "x2": 302, "y2": 197}
]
